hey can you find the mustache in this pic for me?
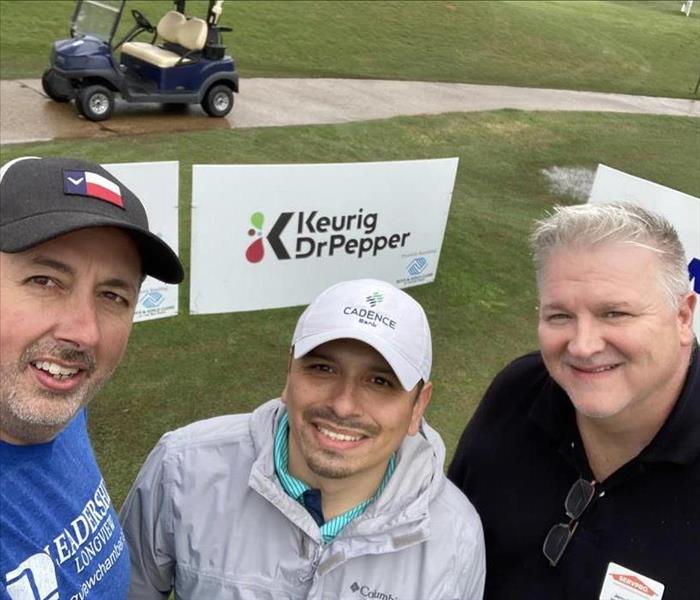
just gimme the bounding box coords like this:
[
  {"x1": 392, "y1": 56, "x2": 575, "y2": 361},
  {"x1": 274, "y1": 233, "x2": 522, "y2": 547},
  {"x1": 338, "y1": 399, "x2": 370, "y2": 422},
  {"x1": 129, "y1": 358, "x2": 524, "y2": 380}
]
[
  {"x1": 21, "y1": 341, "x2": 96, "y2": 373},
  {"x1": 304, "y1": 406, "x2": 380, "y2": 436}
]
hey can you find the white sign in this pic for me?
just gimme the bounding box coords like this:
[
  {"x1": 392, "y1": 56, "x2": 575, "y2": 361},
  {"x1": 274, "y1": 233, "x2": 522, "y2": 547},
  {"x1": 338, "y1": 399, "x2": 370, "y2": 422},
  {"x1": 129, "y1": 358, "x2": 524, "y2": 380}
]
[
  {"x1": 599, "y1": 561, "x2": 664, "y2": 600},
  {"x1": 103, "y1": 161, "x2": 180, "y2": 322},
  {"x1": 190, "y1": 158, "x2": 458, "y2": 314},
  {"x1": 589, "y1": 164, "x2": 700, "y2": 335}
]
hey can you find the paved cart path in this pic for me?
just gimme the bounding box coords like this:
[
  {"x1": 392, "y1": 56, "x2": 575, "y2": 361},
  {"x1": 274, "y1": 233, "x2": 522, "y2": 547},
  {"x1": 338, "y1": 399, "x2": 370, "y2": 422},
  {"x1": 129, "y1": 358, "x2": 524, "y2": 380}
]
[{"x1": 1, "y1": 77, "x2": 697, "y2": 145}]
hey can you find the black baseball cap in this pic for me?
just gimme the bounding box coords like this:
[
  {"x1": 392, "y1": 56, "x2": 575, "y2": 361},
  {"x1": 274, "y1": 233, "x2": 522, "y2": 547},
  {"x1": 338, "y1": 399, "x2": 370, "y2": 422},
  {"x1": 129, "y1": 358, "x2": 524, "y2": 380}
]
[{"x1": 0, "y1": 156, "x2": 184, "y2": 284}]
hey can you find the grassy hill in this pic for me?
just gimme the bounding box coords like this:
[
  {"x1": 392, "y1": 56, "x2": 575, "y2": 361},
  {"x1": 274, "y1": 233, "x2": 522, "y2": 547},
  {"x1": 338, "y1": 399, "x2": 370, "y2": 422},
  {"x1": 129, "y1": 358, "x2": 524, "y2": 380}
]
[{"x1": 1, "y1": 0, "x2": 698, "y2": 97}]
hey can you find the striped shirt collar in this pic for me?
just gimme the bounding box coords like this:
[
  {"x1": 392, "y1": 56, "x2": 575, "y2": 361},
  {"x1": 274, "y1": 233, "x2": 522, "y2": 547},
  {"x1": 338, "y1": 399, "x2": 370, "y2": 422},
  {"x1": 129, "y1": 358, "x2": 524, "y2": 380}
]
[{"x1": 274, "y1": 411, "x2": 396, "y2": 543}]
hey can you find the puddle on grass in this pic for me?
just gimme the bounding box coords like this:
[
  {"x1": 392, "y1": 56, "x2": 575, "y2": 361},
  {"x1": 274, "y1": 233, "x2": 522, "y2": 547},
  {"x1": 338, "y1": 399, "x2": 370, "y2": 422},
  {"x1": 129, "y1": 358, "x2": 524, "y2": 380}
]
[{"x1": 541, "y1": 166, "x2": 595, "y2": 202}]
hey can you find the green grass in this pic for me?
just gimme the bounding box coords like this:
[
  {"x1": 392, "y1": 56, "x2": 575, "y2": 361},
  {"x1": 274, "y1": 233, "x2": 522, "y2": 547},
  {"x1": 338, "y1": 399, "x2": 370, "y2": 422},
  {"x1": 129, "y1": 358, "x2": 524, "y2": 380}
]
[
  {"x1": 2, "y1": 110, "x2": 698, "y2": 506},
  {"x1": 1, "y1": 1, "x2": 698, "y2": 97}
]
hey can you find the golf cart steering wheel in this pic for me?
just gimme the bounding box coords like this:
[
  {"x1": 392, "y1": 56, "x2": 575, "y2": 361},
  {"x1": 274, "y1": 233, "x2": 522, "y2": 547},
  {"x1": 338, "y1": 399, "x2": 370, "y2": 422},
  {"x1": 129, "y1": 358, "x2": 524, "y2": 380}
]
[{"x1": 131, "y1": 9, "x2": 155, "y2": 32}]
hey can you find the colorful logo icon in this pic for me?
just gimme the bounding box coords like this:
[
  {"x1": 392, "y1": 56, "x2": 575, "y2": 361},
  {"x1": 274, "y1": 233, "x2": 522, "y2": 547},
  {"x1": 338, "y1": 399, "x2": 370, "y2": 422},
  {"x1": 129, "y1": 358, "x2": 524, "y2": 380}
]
[
  {"x1": 366, "y1": 291, "x2": 383, "y2": 307},
  {"x1": 246, "y1": 212, "x2": 265, "y2": 263},
  {"x1": 245, "y1": 212, "x2": 294, "y2": 263}
]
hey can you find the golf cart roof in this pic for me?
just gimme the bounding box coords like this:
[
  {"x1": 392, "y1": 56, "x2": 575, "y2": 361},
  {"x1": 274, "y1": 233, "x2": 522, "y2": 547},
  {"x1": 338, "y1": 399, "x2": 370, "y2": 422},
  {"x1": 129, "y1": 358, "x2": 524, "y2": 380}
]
[{"x1": 70, "y1": 0, "x2": 126, "y2": 43}]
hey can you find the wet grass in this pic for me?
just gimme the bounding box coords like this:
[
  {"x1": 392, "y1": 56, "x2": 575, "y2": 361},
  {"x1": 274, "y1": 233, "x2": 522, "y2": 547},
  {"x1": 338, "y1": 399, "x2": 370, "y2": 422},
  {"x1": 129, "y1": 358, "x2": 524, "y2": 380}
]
[
  {"x1": 1, "y1": 0, "x2": 698, "y2": 97},
  {"x1": 2, "y1": 110, "x2": 697, "y2": 505}
]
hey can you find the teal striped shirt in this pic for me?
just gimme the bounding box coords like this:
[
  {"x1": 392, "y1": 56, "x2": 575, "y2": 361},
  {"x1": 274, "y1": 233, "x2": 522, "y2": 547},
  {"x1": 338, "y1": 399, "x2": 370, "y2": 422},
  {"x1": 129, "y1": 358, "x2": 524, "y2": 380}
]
[{"x1": 273, "y1": 411, "x2": 396, "y2": 543}]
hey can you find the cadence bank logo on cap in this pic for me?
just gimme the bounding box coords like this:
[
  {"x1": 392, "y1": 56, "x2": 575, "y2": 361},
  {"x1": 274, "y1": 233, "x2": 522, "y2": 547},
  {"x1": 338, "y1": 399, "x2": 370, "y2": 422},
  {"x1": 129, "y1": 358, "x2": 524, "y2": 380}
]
[
  {"x1": 64, "y1": 169, "x2": 124, "y2": 208},
  {"x1": 244, "y1": 208, "x2": 411, "y2": 263},
  {"x1": 611, "y1": 573, "x2": 658, "y2": 597},
  {"x1": 366, "y1": 291, "x2": 383, "y2": 307},
  {"x1": 341, "y1": 291, "x2": 396, "y2": 330}
]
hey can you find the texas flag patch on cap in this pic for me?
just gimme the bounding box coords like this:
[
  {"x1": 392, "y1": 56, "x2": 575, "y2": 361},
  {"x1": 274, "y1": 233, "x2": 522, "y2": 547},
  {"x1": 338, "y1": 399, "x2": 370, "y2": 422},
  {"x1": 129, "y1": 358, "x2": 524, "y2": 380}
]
[{"x1": 63, "y1": 169, "x2": 124, "y2": 208}]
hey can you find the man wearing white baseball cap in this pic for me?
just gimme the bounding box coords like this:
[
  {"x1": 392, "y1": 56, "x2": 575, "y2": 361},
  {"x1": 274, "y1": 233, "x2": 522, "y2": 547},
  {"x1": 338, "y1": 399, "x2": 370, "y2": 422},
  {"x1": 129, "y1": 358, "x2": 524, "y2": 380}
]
[
  {"x1": 121, "y1": 279, "x2": 485, "y2": 599},
  {"x1": 0, "y1": 156, "x2": 183, "y2": 599}
]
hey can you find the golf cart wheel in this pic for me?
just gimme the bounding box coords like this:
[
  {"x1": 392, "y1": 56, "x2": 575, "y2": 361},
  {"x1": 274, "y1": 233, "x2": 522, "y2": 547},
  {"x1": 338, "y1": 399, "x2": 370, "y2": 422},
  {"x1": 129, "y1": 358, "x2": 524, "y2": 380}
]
[
  {"x1": 201, "y1": 84, "x2": 233, "y2": 118},
  {"x1": 78, "y1": 85, "x2": 114, "y2": 121},
  {"x1": 41, "y1": 68, "x2": 71, "y2": 102}
]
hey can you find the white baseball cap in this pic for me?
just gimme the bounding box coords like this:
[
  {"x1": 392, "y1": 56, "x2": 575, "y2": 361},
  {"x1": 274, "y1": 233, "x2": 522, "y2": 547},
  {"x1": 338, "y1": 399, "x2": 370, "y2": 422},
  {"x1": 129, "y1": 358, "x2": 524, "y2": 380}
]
[{"x1": 292, "y1": 279, "x2": 432, "y2": 391}]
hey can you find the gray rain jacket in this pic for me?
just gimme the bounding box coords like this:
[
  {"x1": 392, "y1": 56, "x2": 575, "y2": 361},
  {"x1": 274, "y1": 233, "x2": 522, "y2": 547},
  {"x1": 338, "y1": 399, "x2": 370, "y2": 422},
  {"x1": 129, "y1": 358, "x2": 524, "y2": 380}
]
[{"x1": 120, "y1": 399, "x2": 485, "y2": 600}]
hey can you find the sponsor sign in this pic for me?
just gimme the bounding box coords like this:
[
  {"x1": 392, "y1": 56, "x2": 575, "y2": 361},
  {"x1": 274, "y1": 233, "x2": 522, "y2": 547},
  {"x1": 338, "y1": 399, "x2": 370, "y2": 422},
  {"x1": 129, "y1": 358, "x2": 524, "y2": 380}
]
[
  {"x1": 190, "y1": 159, "x2": 458, "y2": 314},
  {"x1": 599, "y1": 561, "x2": 664, "y2": 599},
  {"x1": 589, "y1": 164, "x2": 700, "y2": 336},
  {"x1": 103, "y1": 162, "x2": 180, "y2": 322}
]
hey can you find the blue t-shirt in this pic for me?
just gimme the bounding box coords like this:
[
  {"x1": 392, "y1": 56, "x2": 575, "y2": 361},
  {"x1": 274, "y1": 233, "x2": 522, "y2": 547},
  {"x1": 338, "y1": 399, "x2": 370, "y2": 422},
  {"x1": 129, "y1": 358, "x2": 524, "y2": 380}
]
[{"x1": 0, "y1": 409, "x2": 129, "y2": 599}]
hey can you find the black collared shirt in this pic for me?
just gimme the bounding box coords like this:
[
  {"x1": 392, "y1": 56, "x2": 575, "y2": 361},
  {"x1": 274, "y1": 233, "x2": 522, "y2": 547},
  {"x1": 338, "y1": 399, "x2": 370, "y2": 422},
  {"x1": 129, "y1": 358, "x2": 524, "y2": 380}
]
[{"x1": 448, "y1": 345, "x2": 699, "y2": 600}]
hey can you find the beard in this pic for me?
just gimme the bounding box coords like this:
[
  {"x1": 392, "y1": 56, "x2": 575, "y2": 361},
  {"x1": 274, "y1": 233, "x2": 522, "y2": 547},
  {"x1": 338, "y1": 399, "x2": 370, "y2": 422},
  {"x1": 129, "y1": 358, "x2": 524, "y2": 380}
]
[
  {"x1": 302, "y1": 447, "x2": 355, "y2": 479},
  {"x1": 0, "y1": 340, "x2": 107, "y2": 444},
  {"x1": 296, "y1": 405, "x2": 380, "y2": 479}
]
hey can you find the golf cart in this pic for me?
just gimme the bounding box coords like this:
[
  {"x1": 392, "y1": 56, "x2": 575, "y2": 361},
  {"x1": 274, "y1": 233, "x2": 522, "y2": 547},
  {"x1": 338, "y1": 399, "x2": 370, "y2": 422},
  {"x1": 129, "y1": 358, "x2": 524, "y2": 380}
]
[{"x1": 42, "y1": 0, "x2": 238, "y2": 121}]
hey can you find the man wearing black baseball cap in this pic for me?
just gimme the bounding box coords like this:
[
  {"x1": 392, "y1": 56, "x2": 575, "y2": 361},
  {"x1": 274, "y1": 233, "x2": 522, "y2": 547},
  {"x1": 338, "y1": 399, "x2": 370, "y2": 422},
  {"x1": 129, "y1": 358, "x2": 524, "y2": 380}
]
[{"x1": 0, "y1": 156, "x2": 183, "y2": 599}]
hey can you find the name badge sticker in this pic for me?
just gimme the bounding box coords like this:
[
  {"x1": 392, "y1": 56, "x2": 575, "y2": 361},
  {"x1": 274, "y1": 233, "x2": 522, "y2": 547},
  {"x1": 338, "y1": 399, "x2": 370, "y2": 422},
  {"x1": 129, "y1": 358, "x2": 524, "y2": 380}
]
[{"x1": 599, "y1": 562, "x2": 665, "y2": 600}]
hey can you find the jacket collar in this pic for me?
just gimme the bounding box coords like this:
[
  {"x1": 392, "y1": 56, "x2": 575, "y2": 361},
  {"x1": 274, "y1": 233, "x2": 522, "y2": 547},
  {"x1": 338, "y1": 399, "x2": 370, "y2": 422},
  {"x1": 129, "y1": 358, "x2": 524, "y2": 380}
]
[{"x1": 246, "y1": 399, "x2": 439, "y2": 553}]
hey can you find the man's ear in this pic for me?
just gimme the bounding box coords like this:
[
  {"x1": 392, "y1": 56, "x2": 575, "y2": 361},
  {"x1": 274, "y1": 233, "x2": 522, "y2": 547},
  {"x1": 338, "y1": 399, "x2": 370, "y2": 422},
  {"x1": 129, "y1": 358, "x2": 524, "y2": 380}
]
[
  {"x1": 407, "y1": 381, "x2": 432, "y2": 436},
  {"x1": 678, "y1": 292, "x2": 697, "y2": 346}
]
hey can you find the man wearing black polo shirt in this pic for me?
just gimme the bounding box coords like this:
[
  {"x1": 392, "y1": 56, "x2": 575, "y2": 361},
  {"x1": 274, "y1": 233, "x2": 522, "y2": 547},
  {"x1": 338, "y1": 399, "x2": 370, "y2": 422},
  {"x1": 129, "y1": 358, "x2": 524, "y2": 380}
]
[{"x1": 448, "y1": 203, "x2": 698, "y2": 600}]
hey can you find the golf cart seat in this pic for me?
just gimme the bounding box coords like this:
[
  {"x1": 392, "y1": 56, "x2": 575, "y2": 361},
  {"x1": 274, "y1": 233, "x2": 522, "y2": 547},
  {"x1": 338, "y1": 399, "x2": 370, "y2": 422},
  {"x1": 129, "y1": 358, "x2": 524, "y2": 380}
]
[{"x1": 121, "y1": 11, "x2": 207, "y2": 68}]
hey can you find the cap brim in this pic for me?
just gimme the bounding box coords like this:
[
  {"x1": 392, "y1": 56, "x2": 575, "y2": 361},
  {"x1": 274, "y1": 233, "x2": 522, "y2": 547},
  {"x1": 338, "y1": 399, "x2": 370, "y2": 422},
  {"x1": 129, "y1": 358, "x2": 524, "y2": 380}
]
[
  {"x1": 293, "y1": 328, "x2": 423, "y2": 391},
  {"x1": 0, "y1": 212, "x2": 184, "y2": 284}
]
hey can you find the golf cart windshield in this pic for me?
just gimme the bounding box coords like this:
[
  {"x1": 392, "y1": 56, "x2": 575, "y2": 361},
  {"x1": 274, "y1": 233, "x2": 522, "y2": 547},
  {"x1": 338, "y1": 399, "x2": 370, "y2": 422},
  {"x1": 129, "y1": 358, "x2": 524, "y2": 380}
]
[{"x1": 71, "y1": 0, "x2": 125, "y2": 43}]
